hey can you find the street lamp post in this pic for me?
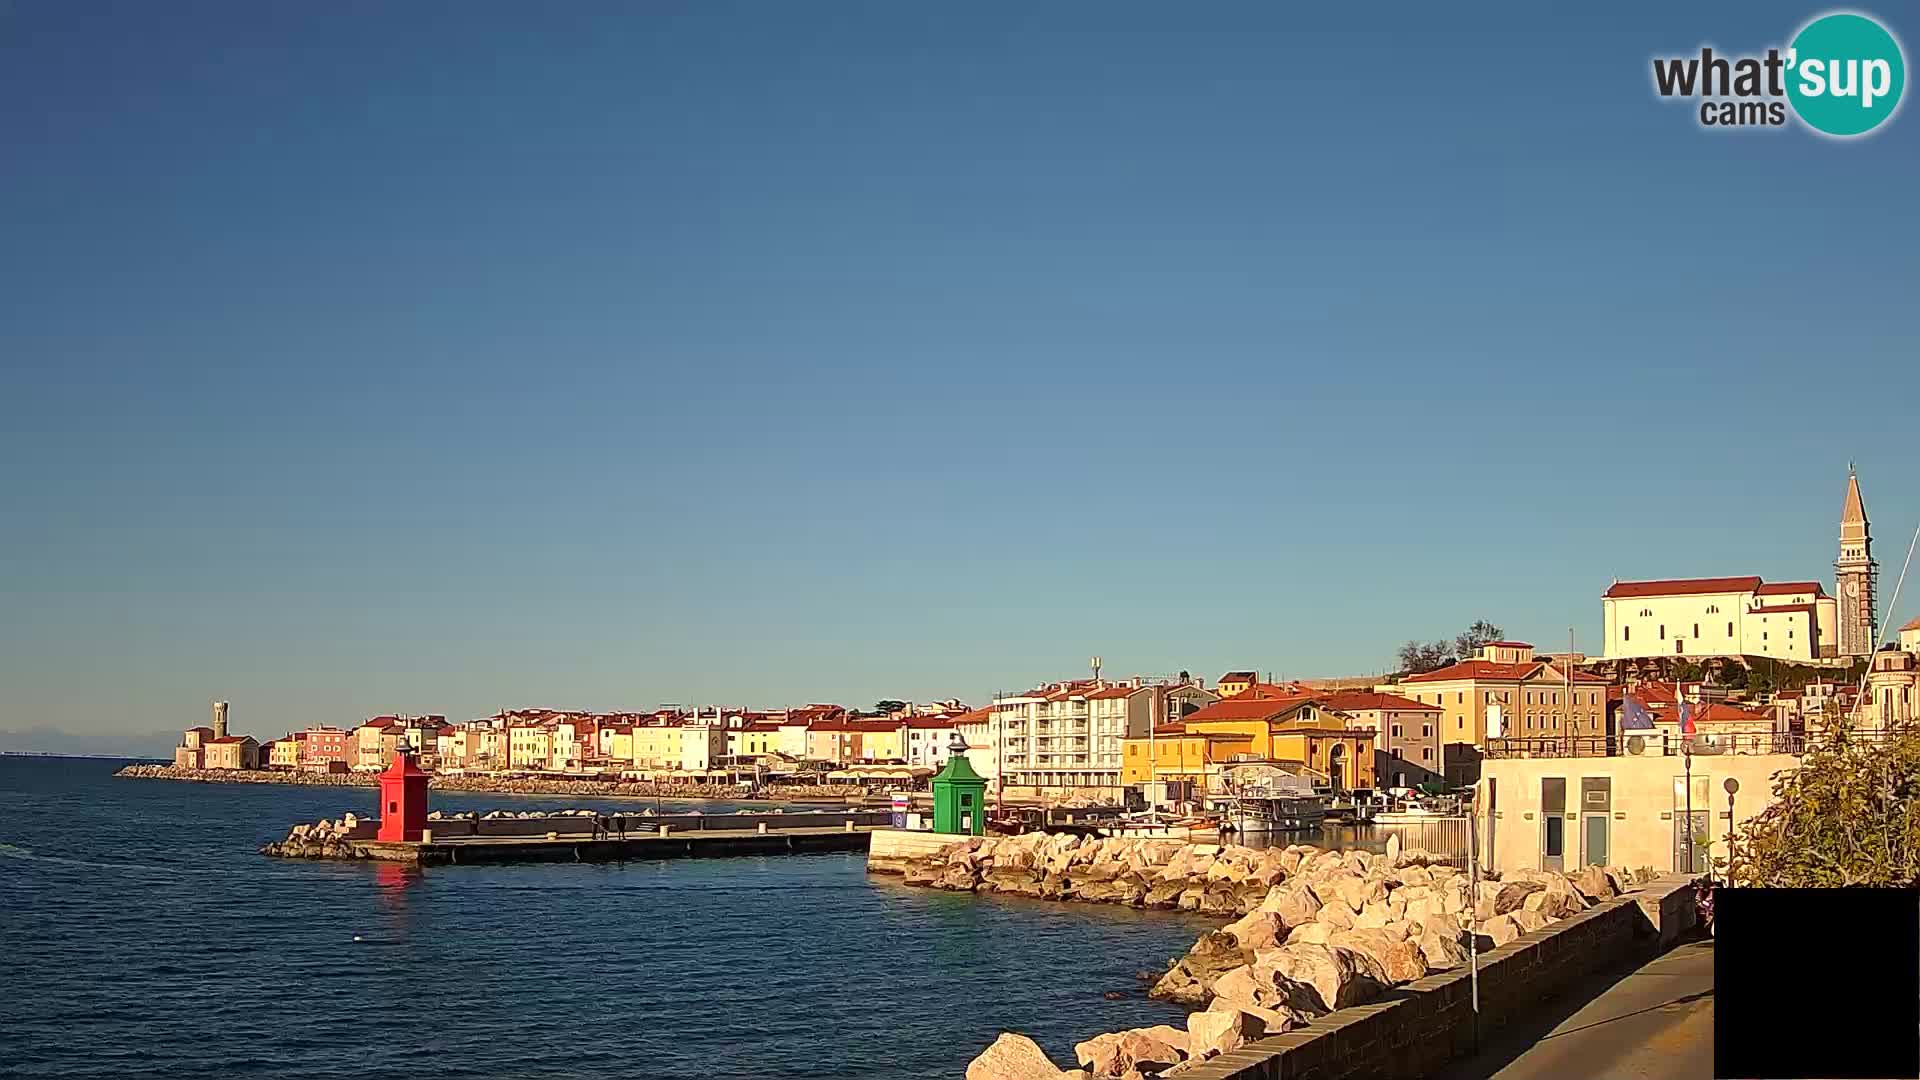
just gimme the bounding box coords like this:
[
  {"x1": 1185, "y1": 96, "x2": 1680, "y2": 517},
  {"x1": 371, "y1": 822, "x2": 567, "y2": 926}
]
[
  {"x1": 1683, "y1": 741, "x2": 1694, "y2": 875},
  {"x1": 1723, "y1": 777, "x2": 1740, "y2": 885}
]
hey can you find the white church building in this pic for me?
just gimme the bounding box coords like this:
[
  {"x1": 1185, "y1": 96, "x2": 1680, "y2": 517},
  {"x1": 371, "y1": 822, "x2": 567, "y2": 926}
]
[{"x1": 1600, "y1": 470, "x2": 1877, "y2": 665}]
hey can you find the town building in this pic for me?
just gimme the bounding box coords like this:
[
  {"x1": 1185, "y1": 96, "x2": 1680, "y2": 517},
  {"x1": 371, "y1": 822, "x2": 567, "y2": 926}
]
[
  {"x1": 1862, "y1": 647, "x2": 1920, "y2": 734},
  {"x1": 994, "y1": 676, "x2": 1217, "y2": 798},
  {"x1": 1381, "y1": 642, "x2": 1609, "y2": 786},
  {"x1": 1215, "y1": 672, "x2": 1258, "y2": 698},
  {"x1": 904, "y1": 714, "x2": 963, "y2": 768},
  {"x1": 1317, "y1": 690, "x2": 1444, "y2": 790},
  {"x1": 953, "y1": 707, "x2": 998, "y2": 784},
  {"x1": 1477, "y1": 747, "x2": 1799, "y2": 875},
  {"x1": 171, "y1": 701, "x2": 243, "y2": 769},
  {"x1": 173, "y1": 726, "x2": 213, "y2": 769},
  {"x1": 299, "y1": 727, "x2": 351, "y2": 771},
  {"x1": 267, "y1": 734, "x2": 304, "y2": 769},
  {"x1": 203, "y1": 735, "x2": 259, "y2": 770},
  {"x1": 1836, "y1": 467, "x2": 1878, "y2": 657},
  {"x1": 1598, "y1": 469, "x2": 1879, "y2": 665},
  {"x1": 1601, "y1": 576, "x2": 1836, "y2": 663},
  {"x1": 1123, "y1": 693, "x2": 1377, "y2": 799}
]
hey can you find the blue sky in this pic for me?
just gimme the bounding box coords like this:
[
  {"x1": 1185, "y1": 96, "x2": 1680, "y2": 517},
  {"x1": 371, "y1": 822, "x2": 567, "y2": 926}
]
[{"x1": 3, "y1": 1, "x2": 1915, "y2": 743}]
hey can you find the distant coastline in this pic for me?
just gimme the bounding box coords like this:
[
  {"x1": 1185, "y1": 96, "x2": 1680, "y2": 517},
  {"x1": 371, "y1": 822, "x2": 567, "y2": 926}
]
[{"x1": 113, "y1": 763, "x2": 855, "y2": 803}]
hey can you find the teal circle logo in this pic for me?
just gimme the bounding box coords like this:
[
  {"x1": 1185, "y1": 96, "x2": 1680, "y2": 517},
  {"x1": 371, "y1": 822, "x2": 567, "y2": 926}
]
[{"x1": 1787, "y1": 12, "x2": 1906, "y2": 136}]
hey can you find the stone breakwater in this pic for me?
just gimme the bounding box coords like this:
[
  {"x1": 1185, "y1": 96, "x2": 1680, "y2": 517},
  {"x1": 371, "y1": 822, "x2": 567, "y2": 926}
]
[
  {"x1": 114, "y1": 764, "x2": 851, "y2": 801},
  {"x1": 261, "y1": 815, "x2": 376, "y2": 859},
  {"x1": 875, "y1": 833, "x2": 1660, "y2": 1080}
]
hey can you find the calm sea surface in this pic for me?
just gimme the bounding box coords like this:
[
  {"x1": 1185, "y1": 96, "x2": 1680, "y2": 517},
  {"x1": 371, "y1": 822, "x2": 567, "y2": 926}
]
[{"x1": 0, "y1": 757, "x2": 1223, "y2": 1080}]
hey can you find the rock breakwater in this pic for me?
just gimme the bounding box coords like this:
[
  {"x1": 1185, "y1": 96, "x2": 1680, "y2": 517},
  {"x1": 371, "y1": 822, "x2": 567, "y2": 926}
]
[
  {"x1": 260, "y1": 815, "x2": 375, "y2": 860},
  {"x1": 114, "y1": 764, "x2": 849, "y2": 801},
  {"x1": 885, "y1": 833, "x2": 1660, "y2": 1079}
]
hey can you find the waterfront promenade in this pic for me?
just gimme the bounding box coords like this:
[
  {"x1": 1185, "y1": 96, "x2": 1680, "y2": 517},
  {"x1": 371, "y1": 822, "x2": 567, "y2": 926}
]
[{"x1": 1431, "y1": 938, "x2": 1714, "y2": 1080}]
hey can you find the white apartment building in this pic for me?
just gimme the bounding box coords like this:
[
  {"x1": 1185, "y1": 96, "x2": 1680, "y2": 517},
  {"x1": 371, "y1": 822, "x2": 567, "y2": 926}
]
[
  {"x1": 995, "y1": 677, "x2": 1216, "y2": 796},
  {"x1": 1601, "y1": 576, "x2": 1837, "y2": 662}
]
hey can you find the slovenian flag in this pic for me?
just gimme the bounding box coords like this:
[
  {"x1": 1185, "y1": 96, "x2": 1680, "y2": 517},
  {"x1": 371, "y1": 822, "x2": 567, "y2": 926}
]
[
  {"x1": 1620, "y1": 692, "x2": 1657, "y2": 731},
  {"x1": 1680, "y1": 700, "x2": 1696, "y2": 738}
]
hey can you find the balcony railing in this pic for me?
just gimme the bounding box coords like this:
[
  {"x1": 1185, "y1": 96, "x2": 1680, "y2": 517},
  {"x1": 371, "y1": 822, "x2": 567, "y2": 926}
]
[{"x1": 1482, "y1": 729, "x2": 1905, "y2": 759}]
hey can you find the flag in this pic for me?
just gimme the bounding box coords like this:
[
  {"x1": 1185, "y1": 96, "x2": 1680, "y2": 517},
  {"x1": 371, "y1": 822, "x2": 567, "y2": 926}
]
[
  {"x1": 1680, "y1": 700, "x2": 1697, "y2": 738},
  {"x1": 1620, "y1": 692, "x2": 1657, "y2": 731}
]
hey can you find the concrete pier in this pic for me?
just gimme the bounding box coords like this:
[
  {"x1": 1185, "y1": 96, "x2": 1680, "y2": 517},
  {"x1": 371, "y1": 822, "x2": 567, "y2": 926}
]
[
  {"x1": 264, "y1": 809, "x2": 891, "y2": 866},
  {"x1": 358, "y1": 825, "x2": 878, "y2": 866}
]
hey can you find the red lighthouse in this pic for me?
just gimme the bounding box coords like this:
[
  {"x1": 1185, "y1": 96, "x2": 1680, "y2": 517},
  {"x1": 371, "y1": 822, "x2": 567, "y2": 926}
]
[{"x1": 375, "y1": 749, "x2": 430, "y2": 842}]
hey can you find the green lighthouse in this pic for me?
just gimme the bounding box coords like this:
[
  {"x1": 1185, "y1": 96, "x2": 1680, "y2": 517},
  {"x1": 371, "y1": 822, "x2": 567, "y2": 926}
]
[{"x1": 930, "y1": 731, "x2": 987, "y2": 835}]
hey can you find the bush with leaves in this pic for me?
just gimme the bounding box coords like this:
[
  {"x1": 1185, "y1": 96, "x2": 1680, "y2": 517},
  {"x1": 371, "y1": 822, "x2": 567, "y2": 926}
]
[{"x1": 1725, "y1": 722, "x2": 1920, "y2": 887}]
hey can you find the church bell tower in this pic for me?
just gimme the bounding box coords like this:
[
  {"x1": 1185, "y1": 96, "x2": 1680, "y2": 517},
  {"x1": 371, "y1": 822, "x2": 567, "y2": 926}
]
[{"x1": 1836, "y1": 466, "x2": 1878, "y2": 657}]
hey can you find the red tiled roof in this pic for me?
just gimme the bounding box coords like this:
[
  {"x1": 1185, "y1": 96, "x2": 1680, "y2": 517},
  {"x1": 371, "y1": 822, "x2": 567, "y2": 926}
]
[
  {"x1": 1238, "y1": 681, "x2": 1310, "y2": 699},
  {"x1": 1319, "y1": 691, "x2": 1441, "y2": 713},
  {"x1": 1401, "y1": 660, "x2": 1606, "y2": 684},
  {"x1": 744, "y1": 721, "x2": 784, "y2": 732},
  {"x1": 1181, "y1": 695, "x2": 1318, "y2": 724},
  {"x1": 1219, "y1": 671, "x2": 1257, "y2": 682},
  {"x1": 1604, "y1": 576, "x2": 1762, "y2": 599},
  {"x1": 1087, "y1": 685, "x2": 1137, "y2": 700},
  {"x1": 1688, "y1": 703, "x2": 1774, "y2": 725},
  {"x1": 1483, "y1": 641, "x2": 1534, "y2": 649},
  {"x1": 951, "y1": 707, "x2": 993, "y2": 725},
  {"x1": 905, "y1": 715, "x2": 960, "y2": 729},
  {"x1": 1755, "y1": 581, "x2": 1826, "y2": 597}
]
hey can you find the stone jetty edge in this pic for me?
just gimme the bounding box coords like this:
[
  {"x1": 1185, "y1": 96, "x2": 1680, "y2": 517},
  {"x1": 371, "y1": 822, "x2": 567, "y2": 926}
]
[
  {"x1": 113, "y1": 763, "x2": 850, "y2": 802},
  {"x1": 869, "y1": 832, "x2": 1670, "y2": 1080}
]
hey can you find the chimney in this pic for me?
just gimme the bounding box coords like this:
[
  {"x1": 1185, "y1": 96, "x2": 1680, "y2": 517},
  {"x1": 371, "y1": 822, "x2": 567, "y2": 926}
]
[{"x1": 212, "y1": 700, "x2": 229, "y2": 740}]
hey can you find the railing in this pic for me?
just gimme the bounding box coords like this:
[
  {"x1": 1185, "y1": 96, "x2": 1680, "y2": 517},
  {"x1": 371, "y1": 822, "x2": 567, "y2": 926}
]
[{"x1": 1483, "y1": 729, "x2": 1906, "y2": 759}]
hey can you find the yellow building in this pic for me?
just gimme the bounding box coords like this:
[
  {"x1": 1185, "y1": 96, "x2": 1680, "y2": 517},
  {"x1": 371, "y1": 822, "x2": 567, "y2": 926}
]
[
  {"x1": 1381, "y1": 642, "x2": 1609, "y2": 786},
  {"x1": 630, "y1": 724, "x2": 687, "y2": 771},
  {"x1": 1122, "y1": 693, "x2": 1377, "y2": 795},
  {"x1": 268, "y1": 737, "x2": 303, "y2": 769},
  {"x1": 1215, "y1": 671, "x2": 1258, "y2": 698}
]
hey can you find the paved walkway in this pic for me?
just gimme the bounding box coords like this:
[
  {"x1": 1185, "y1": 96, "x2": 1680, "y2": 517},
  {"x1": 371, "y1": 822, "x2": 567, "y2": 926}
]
[{"x1": 1430, "y1": 938, "x2": 1714, "y2": 1080}]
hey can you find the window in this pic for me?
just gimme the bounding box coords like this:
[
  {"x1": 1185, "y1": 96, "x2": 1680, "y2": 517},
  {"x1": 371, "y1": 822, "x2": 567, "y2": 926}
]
[
  {"x1": 1423, "y1": 724, "x2": 1433, "y2": 737},
  {"x1": 1707, "y1": 605, "x2": 1719, "y2": 614},
  {"x1": 1727, "y1": 622, "x2": 1734, "y2": 637},
  {"x1": 1391, "y1": 724, "x2": 1402, "y2": 737},
  {"x1": 1422, "y1": 747, "x2": 1433, "y2": 761},
  {"x1": 1624, "y1": 626, "x2": 1631, "y2": 641},
  {"x1": 1693, "y1": 623, "x2": 1700, "y2": 637},
  {"x1": 1659, "y1": 625, "x2": 1666, "y2": 640},
  {"x1": 1640, "y1": 608, "x2": 1652, "y2": 617},
  {"x1": 1457, "y1": 692, "x2": 1464, "y2": 704}
]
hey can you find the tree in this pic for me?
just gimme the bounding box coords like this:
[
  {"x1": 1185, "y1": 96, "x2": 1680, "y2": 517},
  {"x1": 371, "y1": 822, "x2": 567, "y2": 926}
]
[
  {"x1": 1726, "y1": 723, "x2": 1920, "y2": 887},
  {"x1": 1452, "y1": 620, "x2": 1506, "y2": 660},
  {"x1": 873, "y1": 699, "x2": 908, "y2": 716},
  {"x1": 1396, "y1": 640, "x2": 1455, "y2": 675}
]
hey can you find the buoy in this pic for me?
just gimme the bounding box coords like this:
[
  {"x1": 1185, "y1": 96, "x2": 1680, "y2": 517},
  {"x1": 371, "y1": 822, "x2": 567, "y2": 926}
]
[{"x1": 353, "y1": 935, "x2": 363, "y2": 942}]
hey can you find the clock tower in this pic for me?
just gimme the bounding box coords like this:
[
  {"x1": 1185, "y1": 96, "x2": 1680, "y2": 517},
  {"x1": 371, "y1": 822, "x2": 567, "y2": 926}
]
[{"x1": 1836, "y1": 466, "x2": 1878, "y2": 657}]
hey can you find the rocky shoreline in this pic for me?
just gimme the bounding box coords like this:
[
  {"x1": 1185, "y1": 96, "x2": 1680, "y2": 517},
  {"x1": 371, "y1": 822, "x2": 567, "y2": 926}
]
[
  {"x1": 113, "y1": 764, "x2": 853, "y2": 802},
  {"x1": 876, "y1": 833, "x2": 1659, "y2": 1079}
]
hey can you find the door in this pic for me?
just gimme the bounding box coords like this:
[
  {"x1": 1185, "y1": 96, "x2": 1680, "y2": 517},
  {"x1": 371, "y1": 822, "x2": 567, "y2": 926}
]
[
  {"x1": 1581, "y1": 778, "x2": 1612, "y2": 867},
  {"x1": 1672, "y1": 774, "x2": 1711, "y2": 872},
  {"x1": 1583, "y1": 814, "x2": 1610, "y2": 867},
  {"x1": 1540, "y1": 777, "x2": 1566, "y2": 871}
]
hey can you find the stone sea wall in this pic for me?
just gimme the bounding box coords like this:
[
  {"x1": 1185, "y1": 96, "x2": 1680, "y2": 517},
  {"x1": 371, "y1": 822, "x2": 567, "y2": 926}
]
[
  {"x1": 114, "y1": 764, "x2": 851, "y2": 801},
  {"x1": 875, "y1": 832, "x2": 1659, "y2": 1080}
]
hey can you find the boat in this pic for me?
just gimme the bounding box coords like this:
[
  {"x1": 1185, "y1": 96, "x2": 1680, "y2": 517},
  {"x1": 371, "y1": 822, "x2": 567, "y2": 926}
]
[
  {"x1": 1102, "y1": 812, "x2": 1223, "y2": 840},
  {"x1": 1372, "y1": 795, "x2": 1463, "y2": 824}
]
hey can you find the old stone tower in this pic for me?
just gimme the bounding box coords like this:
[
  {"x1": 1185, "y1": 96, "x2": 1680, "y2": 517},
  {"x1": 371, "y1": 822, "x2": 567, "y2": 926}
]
[{"x1": 1836, "y1": 467, "x2": 1878, "y2": 657}]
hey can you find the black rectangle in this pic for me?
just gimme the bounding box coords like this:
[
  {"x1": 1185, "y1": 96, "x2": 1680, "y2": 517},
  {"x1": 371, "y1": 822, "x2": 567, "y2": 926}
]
[{"x1": 1716, "y1": 887, "x2": 1919, "y2": 1079}]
